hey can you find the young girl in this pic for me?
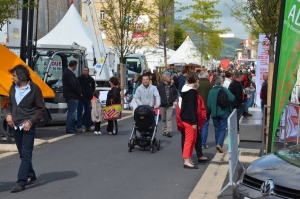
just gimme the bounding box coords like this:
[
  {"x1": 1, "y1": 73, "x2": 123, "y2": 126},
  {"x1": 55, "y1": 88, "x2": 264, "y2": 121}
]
[{"x1": 91, "y1": 90, "x2": 103, "y2": 135}]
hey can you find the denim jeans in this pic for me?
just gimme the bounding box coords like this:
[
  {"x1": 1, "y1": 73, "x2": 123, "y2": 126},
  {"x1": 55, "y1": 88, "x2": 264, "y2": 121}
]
[
  {"x1": 13, "y1": 127, "x2": 36, "y2": 186},
  {"x1": 201, "y1": 112, "x2": 210, "y2": 147},
  {"x1": 77, "y1": 98, "x2": 92, "y2": 129},
  {"x1": 244, "y1": 90, "x2": 255, "y2": 112},
  {"x1": 66, "y1": 99, "x2": 79, "y2": 133},
  {"x1": 236, "y1": 104, "x2": 245, "y2": 131},
  {"x1": 212, "y1": 112, "x2": 230, "y2": 147}
]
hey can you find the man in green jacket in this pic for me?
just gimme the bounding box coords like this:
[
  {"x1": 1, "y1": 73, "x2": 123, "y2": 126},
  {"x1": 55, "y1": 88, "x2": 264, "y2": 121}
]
[{"x1": 197, "y1": 71, "x2": 212, "y2": 149}]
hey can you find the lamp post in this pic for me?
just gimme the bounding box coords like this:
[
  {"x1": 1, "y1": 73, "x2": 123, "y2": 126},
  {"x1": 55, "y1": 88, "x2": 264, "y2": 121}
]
[{"x1": 163, "y1": 28, "x2": 167, "y2": 67}]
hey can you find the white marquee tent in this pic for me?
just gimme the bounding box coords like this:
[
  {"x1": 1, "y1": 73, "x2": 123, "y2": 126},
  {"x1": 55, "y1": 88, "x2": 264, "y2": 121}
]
[
  {"x1": 167, "y1": 36, "x2": 201, "y2": 65},
  {"x1": 37, "y1": 4, "x2": 110, "y2": 57},
  {"x1": 135, "y1": 46, "x2": 175, "y2": 71}
]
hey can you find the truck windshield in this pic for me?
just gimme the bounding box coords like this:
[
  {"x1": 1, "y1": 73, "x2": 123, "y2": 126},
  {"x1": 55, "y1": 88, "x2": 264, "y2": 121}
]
[
  {"x1": 33, "y1": 52, "x2": 80, "y2": 88},
  {"x1": 124, "y1": 57, "x2": 142, "y2": 73}
]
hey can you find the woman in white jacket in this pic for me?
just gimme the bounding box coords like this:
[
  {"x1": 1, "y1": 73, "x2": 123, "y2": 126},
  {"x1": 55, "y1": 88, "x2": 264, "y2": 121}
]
[{"x1": 91, "y1": 91, "x2": 103, "y2": 135}]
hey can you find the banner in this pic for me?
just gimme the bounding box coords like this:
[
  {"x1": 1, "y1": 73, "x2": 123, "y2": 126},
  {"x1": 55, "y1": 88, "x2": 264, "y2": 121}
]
[
  {"x1": 132, "y1": 15, "x2": 149, "y2": 39},
  {"x1": 220, "y1": 58, "x2": 230, "y2": 71},
  {"x1": 272, "y1": 0, "x2": 300, "y2": 149},
  {"x1": 280, "y1": 103, "x2": 300, "y2": 142},
  {"x1": 255, "y1": 34, "x2": 269, "y2": 107}
]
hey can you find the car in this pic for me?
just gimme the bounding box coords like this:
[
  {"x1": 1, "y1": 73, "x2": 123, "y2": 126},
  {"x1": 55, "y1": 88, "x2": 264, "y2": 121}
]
[{"x1": 233, "y1": 144, "x2": 300, "y2": 198}]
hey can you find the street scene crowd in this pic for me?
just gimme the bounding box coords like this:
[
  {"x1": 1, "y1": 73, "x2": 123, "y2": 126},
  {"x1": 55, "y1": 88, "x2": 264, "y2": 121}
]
[{"x1": 4, "y1": 59, "x2": 267, "y2": 192}]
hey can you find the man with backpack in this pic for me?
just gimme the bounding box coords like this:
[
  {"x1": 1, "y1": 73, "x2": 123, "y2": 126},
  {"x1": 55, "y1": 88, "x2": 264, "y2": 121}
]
[
  {"x1": 207, "y1": 76, "x2": 235, "y2": 153},
  {"x1": 228, "y1": 72, "x2": 245, "y2": 133}
]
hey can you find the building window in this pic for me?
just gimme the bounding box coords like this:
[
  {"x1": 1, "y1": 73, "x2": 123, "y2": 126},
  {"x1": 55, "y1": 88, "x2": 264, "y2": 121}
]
[{"x1": 100, "y1": 10, "x2": 105, "y2": 20}]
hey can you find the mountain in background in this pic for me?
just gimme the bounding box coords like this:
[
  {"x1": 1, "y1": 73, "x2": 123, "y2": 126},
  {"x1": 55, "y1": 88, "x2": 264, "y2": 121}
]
[{"x1": 174, "y1": 19, "x2": 244, "y2": 60}]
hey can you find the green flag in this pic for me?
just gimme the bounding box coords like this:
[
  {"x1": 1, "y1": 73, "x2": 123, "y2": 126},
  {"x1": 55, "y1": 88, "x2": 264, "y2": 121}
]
[{"x1": 272, "y1": 0, "x2": 300, "y2": 150}]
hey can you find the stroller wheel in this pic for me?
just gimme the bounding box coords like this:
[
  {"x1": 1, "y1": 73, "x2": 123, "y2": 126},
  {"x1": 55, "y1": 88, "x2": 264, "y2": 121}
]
[
  {"x1": 128, "y1": 139, "x2": 134, "y2": 152},
  {"x1": 156, "y1": 139, "x2": 161, "y2": 150},
  {"x1": 150, "y1": 144, "x2": 154, "y2": 153}
]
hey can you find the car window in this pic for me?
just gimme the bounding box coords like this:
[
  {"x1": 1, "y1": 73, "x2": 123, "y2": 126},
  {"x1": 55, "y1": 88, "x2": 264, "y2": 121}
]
[{"x1": 275, "y1": 145, "x2": 300, "y2": 168}]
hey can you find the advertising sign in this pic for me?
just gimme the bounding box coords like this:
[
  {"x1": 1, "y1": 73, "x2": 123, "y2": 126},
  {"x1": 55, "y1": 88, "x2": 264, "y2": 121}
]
[
  {"x1": 132, "y1": 15, "x2": 149, "y2": 39},
  {"x1": 255, "y1": 34, "x2": 269, "y2": 107},
  {"x1": 271, "y1": 0, "x2": 300, "y2": 149},
  {"x1": 280, "y1": 103, "x2": 300, "y2": 143}
]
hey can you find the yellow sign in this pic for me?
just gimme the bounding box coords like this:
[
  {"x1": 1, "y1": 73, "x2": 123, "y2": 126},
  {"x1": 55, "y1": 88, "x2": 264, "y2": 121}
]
[{"x1": 100, "y1": 58, "x2": 105, "y2": 64}]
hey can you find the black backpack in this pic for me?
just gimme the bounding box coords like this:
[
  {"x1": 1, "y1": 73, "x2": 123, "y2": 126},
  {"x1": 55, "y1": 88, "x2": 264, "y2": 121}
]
[{"x1": 217, "y1": 88, "x2": 230, "y2": 108}]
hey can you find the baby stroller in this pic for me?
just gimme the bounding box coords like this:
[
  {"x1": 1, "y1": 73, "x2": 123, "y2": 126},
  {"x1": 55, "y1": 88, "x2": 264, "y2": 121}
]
[{"x1": 128, "y1": 105, "x2": 161, "y2": 153}]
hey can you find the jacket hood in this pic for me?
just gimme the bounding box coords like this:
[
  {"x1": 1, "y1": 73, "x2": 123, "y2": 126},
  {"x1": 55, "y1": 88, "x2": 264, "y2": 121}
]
[{"x1": 181, "y1": 84, "x2": 194, "y2": 93}]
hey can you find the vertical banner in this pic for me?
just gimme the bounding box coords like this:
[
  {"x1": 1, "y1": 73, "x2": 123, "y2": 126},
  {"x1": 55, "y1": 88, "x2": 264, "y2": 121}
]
[
  {"x1": 255, "y1": 34, "x2": 269, "y2": 107},
  {"x1": 271, "y1": 0, "x2": 300, "y2": 150},
  {"x1": 280, "y1": 103, "x2": 300, "y2": 142}
]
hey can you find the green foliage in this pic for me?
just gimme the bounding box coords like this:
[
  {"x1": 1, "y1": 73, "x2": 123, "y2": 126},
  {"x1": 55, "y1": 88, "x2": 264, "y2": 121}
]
[
  {"x1": 0, "y1": 0, "x2": 20, "y2": 30},
  {"x1": 173, "y1": 23, "x2": 185, "y2": 50},
  {"x1": 101, "y1": 0, "x2": 150, "y2": 61},
  {"x1": 179, "y1": 0, "x2": 228, "y2": 63},
  {"x1": 226, "y1": 0, "x2": 281, "y2": 63}
]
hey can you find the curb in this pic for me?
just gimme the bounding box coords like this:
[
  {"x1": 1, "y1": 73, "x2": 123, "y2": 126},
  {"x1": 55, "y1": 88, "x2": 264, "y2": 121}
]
[{"x1": 0, "y1": 114, "x2": 134, "y2": 159}]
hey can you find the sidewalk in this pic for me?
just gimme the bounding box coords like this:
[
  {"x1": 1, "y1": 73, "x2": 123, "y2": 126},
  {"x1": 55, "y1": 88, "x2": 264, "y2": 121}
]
[{"x1": 189, "y1": 107, "x2": 286, "y2": 199}]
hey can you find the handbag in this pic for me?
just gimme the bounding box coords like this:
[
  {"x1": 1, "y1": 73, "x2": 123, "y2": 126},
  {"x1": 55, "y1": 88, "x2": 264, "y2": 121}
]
[{"x1": 102, "y1": 99, "x2": 122, "y2": 120}]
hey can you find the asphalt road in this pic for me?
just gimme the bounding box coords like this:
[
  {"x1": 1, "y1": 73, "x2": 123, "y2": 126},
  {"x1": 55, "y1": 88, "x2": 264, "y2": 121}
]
[{"x1": 0, "y1": 114, "x2": 218, "y2": 199}]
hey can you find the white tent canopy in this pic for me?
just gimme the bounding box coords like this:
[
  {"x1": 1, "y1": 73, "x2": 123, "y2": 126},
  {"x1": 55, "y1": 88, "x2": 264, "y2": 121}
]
[
  {"x1": 167, "y1": 36, "x2": 201, "y2": 65},
  {"x1": 135, "y1": 46, "x2": 175, "y2": 71},
  {"x1": 37, "y1": 4, "x2": 109, "y2": 54}
]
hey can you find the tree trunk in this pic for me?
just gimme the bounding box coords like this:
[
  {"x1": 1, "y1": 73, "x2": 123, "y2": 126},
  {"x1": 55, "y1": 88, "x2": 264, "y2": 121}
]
[{"x1": 119, "y1": 56, "x2": 124, "y2": 109}]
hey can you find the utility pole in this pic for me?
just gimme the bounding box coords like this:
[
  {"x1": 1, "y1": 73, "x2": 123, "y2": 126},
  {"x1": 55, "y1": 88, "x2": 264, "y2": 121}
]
[
  {"x1": 27, "y1": 0, "x2": 35, "y2": 68},
  {"x1": 20, "y1": 0, "x2": 29, "y2": 62}
]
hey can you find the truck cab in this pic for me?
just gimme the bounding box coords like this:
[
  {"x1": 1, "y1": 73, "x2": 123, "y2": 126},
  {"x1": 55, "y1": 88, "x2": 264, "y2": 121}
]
[
  {"x1": 124, "y1": 54, "x2": 149, "y2": 79},
  {"x1": 32, "y1": 44, "x2": 87, "y2": 125}
]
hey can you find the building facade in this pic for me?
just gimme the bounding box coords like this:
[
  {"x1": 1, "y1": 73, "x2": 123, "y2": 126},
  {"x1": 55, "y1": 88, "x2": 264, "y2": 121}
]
[
  {"x1": 81, "y1": 0, "x2": 174, "y2": 48},
  {"x1": 11, "y1": 0, "x2": 81, "y2": 40}
]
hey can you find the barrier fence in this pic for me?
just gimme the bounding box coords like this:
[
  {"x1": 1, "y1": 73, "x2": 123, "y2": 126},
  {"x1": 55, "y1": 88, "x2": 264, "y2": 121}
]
[
  {"x1": 218, "y1": 109, "x2": 245, "y2": 196},
  {"x1": 261, "y1": 102, "x2": 300, "y2": 154}
]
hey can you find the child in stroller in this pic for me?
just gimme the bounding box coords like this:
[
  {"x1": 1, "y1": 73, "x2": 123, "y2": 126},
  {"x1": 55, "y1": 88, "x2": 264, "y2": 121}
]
[{"x1": 128, "y1": 105, "x2": 161, "y2": 153}]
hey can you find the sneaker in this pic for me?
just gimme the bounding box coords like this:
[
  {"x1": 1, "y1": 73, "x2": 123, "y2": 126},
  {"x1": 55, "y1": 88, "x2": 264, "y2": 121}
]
[
  {"x1": 216, "y1": 145, "x2": 223, "y2": 153},
  {"x1": 108, "y1": 132, "x2": 113, "y2": 135},
  {"x1": 202, "y1": 145, "x2": 209, "y2": 149},
  {"x1": 85, "y1": 128, "x2": 92, "y2": 132},
  {"x1": 112, "y1": 130, "x2": 116, "y2": 135},
  {"x1": 98, "y1": 131, "x2": 102, "y2": 135},
  {"x1": 166, "y1": 133, "x2": 172, "y2": 137},
  {"x1": 77, "y1": 128, "x2": 83, "y2": 134},
  {"x1": 94, "y1": 131, "x2": 99, "y2": 135}
]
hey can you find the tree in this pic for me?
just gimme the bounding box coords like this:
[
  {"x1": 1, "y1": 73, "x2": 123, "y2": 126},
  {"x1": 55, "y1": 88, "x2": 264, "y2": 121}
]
[
  {"x1": 151, "y1": 0, "x2": 175, "y2": 67},
  {"x1": 174, "y1": 23, "x2": 185, "y2": 50},
  {"x1": 0, "y1": 0, "x2": 21, "y2": 31},
  {"x1": 100, "y1": 0, "x2": 150, "y2": 106},
  {"x1": 179, "y1": 0, "x2": 228, "y2": 66},
  {"x1": 227, "y1": 0, "x2": 281, "y2": 151},
  {"x1": 226, "y1": 0, "x2": 281, "y2": 63}
]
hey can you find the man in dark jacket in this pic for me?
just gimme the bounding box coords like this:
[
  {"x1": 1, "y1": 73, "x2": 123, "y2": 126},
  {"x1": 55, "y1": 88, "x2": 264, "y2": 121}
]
[
  {"x1": 62, "y1": 60, "x2": 82, "y2": 134},
  {"x1": 5, "y1": 65, "x2": 45, "y2": 192},
  {"x1": 157, "y1": 71, "x2": 177, "y2": 137},
  {"x1": 228, "y1": 72, "x2": 245, "y2": 132},
  {"x1": 178, "y1": 70, "x2": 187, "y2": 95},
  {"x1": 197, "y1": 71, "x2": 212, "y2": 149},
  {"x1": 77, "y1": 67, "x2": 95, "y2": 132}
]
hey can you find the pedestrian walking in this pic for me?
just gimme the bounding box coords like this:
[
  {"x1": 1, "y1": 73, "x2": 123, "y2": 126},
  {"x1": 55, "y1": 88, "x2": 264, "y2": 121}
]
[
  {"x1": 228, "y1": 72, "x2": 245, "y2": 132},
  {"x1": 62, "y1": 60, "x2": 82, "y2": 134},
  {"x1": 197, "y1": 71, "x2": 212, "y2": 149},
  {"x1": 106, "y1": 76, "x2": 121, "y2": 135},
  {"x1": 157, "y1": 71, "x2": 177, "y2": 137},
  {"x1": 125, "y1": 74, "x2": 141, "y2": 114},
  {"x1": 177, "y1": 82, "x2": 209, "y2": 163},
  {"x1": 179, "y1": 71, "x2": 199, "y2": 169},
  {"x1": 5, "y1": 65, "x2": 45, "y2": 192},
  {"x1": 207, "y1": 76, "x2": 235, "y2": 153},
  {"x1": 77, "y1": 67, "x2": 95, "y2": 132},
  {"x1": 134, "y1": 74, "x2": 161, "y2": 109},
  {"x1": 177, "y1": 70, "x2": 187, "y2": 97},
  {"x1": 91, "y1": 90, "x2": 103, "y2": 135}
]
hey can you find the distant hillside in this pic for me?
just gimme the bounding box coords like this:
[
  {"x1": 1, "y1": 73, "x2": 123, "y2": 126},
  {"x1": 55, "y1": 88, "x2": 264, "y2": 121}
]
[{"x1": 175, "y1": 20, "x2": 244, "y2": 60}]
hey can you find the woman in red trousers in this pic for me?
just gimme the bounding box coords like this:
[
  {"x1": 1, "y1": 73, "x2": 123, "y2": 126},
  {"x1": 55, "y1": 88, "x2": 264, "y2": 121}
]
[{"x1": 178, "y1": 72, "x2": 199, "y2": 169}]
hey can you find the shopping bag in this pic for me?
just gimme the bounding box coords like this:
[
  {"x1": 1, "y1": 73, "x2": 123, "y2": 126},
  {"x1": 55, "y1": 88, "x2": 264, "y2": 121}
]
[{"x1": 102, "y1": 100, "x2": 122, "y2": 120}]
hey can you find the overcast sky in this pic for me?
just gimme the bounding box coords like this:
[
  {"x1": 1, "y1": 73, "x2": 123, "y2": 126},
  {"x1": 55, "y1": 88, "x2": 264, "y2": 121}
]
[{"x1": 175, "y1": 0, "x2": 248, "y2": 39}]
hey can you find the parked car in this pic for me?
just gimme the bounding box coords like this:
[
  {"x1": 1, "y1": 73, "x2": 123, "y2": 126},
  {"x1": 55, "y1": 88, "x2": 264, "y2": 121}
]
[{"x1": 233, "y1": 145, "x2": 300, "y2": 198}]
